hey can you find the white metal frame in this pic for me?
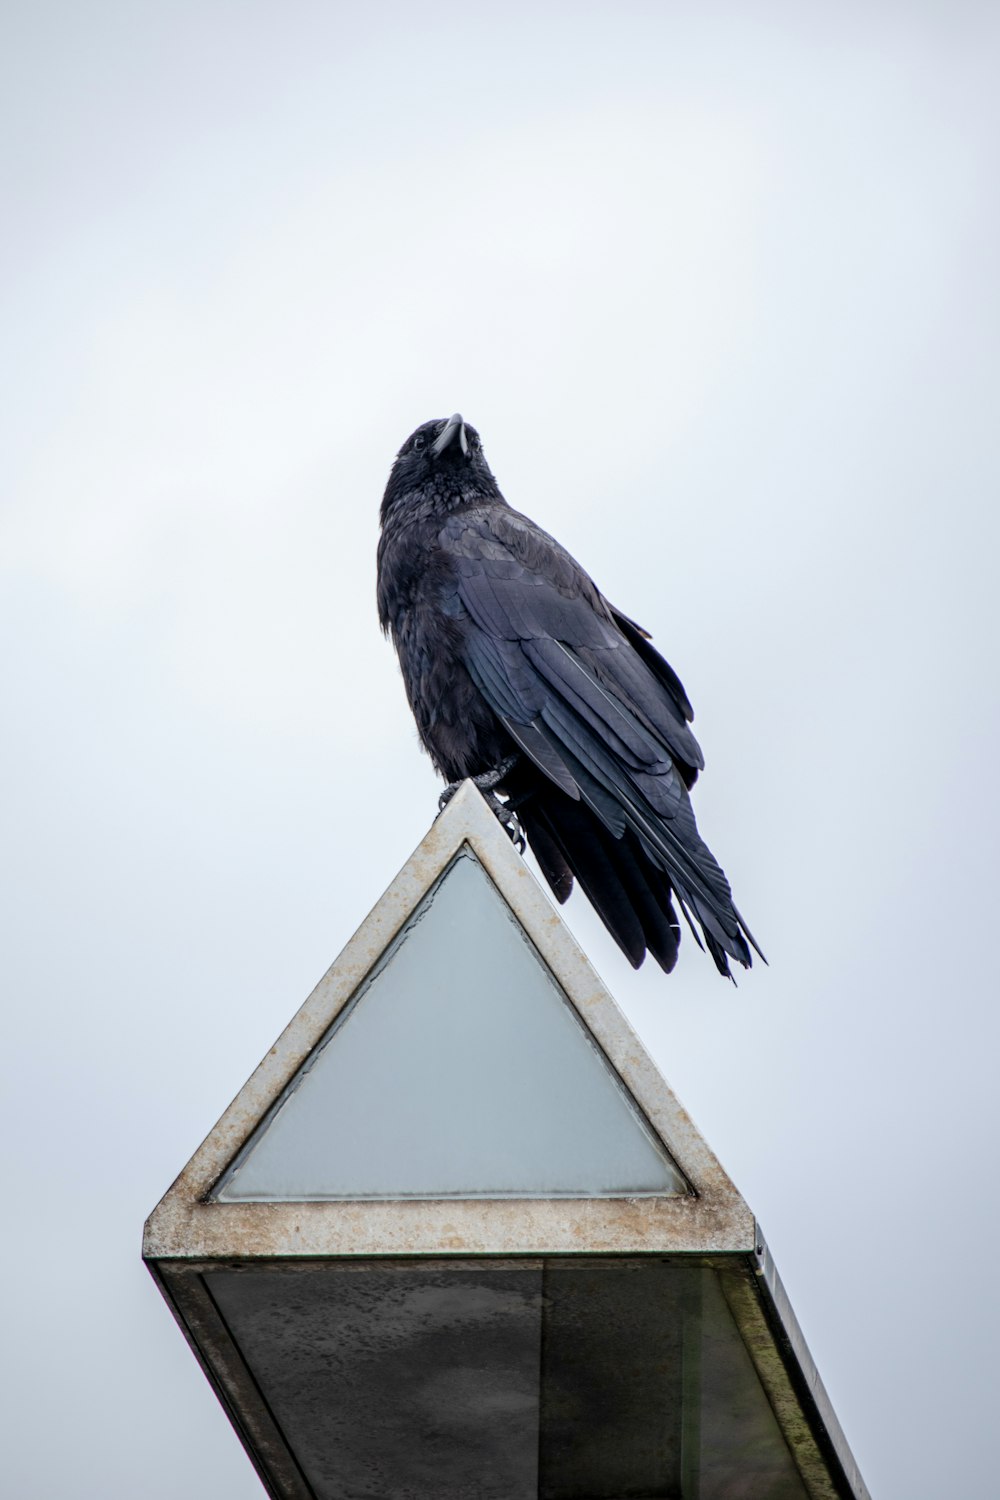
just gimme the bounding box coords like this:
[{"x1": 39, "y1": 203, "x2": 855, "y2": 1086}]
[{"x1": 144, "y1": 780, "x2": 755, "y2": 1261}]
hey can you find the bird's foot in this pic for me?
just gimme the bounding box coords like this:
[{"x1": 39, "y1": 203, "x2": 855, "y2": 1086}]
[
  {"x1": 470, "y1": 753, "x2": 520, "y2": 796},
  {"x1": 438, "y1": 757, "x2": 525, "y2": 852},
  {"x1": 483, "y1": 789, "x2": 527, "y2": 853},
  {"x1": 438, "y1": 755, "x2": 520, "y2": 808}
]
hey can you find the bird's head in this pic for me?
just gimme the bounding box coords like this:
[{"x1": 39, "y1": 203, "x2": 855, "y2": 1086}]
[{"x1": 380, "y1": 414, "x2": 501, "y2": 523}]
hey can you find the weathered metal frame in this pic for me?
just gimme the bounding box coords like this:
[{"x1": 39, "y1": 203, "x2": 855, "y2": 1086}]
[
  {"x1": 144, "y1": 781, "x2": 871, "y2": 1500},
  {"x1": 144, "y1": 780, "x2": 754, "y2": 1261}
]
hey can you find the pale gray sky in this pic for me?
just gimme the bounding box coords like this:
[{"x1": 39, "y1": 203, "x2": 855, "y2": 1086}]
[{"x1": 2, "y1": 3, "x2": 998, "y2": 1496}]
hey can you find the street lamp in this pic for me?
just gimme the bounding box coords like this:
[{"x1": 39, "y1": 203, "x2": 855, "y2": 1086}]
[{"x1": 145, "y1": 782, "x2": 868, "y2": 1499}]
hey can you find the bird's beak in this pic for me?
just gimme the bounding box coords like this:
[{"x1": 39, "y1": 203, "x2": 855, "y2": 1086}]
[{"x1": 432, "y1": 412, "x2": 469, "y2": 457}]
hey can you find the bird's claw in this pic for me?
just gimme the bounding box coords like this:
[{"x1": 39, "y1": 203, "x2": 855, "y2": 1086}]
[
  {"x1": 488, "y1": 791, "x2": 527, "y2": 854},
  {"x1": 438, "y1": 760, "x2": 526, "y2": 854}
]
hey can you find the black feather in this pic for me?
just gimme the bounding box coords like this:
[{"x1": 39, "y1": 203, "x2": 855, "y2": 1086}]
[{"x1": 377, "y1": 414, "x2": 762, "y2": 978}]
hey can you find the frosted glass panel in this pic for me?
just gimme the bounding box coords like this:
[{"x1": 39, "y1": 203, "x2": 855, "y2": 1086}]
[{"x1": 215, "y1": 851, "x2": 684, "y2": 1200}]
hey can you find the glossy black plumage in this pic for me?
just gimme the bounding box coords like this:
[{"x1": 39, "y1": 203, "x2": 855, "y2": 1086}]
[{"x1": 377, "y1": 414, "x2": 760, "y2": 977}]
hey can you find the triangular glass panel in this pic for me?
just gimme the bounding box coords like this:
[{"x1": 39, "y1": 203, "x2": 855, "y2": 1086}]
[{"x1": 214, "y1": 850, "x2": 685, "y2": 1200}]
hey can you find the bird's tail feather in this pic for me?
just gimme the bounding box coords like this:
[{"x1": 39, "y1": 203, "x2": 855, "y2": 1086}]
[
  {"x1": 501, "y1": 721, "x2": 760, "y2": 976},
  {"x1": 518, "y1": 795, "x2": 681, "y2": 973}
]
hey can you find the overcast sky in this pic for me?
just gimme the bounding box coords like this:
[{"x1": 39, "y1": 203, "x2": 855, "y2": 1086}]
[{"x1": 2, "y1": 3, "x2": 998, "y2": 1496}]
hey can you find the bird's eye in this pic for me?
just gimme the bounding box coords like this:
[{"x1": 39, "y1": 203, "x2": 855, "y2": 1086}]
[{"x1": 412, "y1": 434, "x2": 427, "y2": 451}]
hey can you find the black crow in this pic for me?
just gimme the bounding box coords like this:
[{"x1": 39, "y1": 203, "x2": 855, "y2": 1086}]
[{"x1": 377, "y1": 414, "x2": 761, "y2": 978}]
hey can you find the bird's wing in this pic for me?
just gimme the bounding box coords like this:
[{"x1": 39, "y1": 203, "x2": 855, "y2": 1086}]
[
  {"x1": 439, "y1": 507, "x2": 748, "y2": 948},
  {"x1": 442, "y1": 508, "x2": 702, "y2": 761}
]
